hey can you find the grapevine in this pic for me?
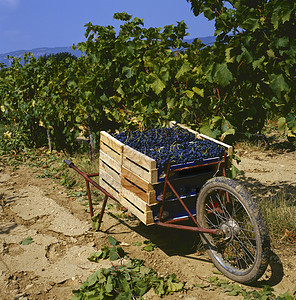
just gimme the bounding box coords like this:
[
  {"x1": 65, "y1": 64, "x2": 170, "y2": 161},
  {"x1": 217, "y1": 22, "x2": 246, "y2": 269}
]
[{"x1": 1, "y1": 4, "x2": 295, "y2": 154}]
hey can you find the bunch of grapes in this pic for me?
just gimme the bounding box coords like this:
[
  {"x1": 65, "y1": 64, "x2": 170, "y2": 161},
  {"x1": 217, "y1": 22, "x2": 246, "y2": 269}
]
[{"x1": 114, "y1": 127, "x2": 225, "y2": 173}]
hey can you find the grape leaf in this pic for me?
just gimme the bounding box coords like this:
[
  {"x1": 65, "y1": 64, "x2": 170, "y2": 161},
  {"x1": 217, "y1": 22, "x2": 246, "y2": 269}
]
[
  {"x1": 150, "y1": 75, "x2": 165, "y2": 95},
  {"x1": 270, "y1": 74, "x2": 289, "y2": 97},
  {"x1": 108, "y1": 236, "x2": 119, "y2": 246},
  {"x1": 192, "y1": 86, "x2": 204, "y2": 97},
  {"x1": 286, "y1": 113, "x2": 295, "y2": 129},
  {"x1": 176, "y1": 62, "x2": 191, "y2": 79},
  {"x1": 88, "y1": 251, "x2": 103, "y2": 262},
  {"x1": 87, "y1": 270, "x2": 99, "y2": 287},
  {"x1": 142, "y1": 240, "x2": 157, "y2": 252},
  {"x1": 19, "y1": 236, "x2": 33, "y2": 245},
  {"x1": 213, "y1": 63, "x2": 233, "y2": 87},
  {"x1": 105, "y1": 275, "x2": 113, "y2": 294}
]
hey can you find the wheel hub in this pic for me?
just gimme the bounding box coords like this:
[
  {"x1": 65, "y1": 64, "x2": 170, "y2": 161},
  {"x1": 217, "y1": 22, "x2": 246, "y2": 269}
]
[{"x1": 220, "y1": 219, "x2": 241, "y2": 241}]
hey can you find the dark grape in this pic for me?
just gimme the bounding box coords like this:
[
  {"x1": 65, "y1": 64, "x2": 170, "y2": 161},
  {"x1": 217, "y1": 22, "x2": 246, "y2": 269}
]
[{"x1": 113, "y1": 127, "x2": 225, "y2": 174}]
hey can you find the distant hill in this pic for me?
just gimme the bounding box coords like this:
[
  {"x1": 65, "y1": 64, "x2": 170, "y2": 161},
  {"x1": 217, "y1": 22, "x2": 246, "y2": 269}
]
[
  {"x1": 0, "y1": 36, "x2": 215, "y2": 67},
  {"x1": 0, "y1": 46, "x2": 82, "y2": 67}
]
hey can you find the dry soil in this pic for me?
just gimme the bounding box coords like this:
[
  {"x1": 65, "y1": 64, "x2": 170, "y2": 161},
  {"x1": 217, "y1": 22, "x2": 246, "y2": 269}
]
[{"x1": 0, "y1": 146, "x2": 295, "y2": 299}]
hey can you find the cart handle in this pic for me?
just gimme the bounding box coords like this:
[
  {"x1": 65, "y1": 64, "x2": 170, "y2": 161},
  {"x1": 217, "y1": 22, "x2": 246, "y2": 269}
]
[{"x1": 64, "y1": 159, "x2": 73, "y2": 167}]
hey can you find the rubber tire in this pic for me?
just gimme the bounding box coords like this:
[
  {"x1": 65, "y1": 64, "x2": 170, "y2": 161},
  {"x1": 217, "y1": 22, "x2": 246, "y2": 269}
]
[{"x1": 196, "y1": 177, "x2": 270, "y2": 284}]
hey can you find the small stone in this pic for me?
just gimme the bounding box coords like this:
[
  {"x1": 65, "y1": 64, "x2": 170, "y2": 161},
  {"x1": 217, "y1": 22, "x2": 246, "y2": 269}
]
[
  {"x1": 25, "y1": 284, "x2": 33, "y2": 290},
  {"x1": 120, "y1": 242, "x2": 130, "y2": 246}
]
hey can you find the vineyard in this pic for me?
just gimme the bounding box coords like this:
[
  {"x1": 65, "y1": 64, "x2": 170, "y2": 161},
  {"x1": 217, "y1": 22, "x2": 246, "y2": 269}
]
[
  {"x1": 0, "y1": 2, "x2": 296, "y2": 298},
  {"x1": 0, "y1": 1, "x2": 295, "y2": 155}
]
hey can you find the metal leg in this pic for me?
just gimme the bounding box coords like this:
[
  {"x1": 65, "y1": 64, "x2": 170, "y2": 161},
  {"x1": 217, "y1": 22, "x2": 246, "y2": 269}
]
[
  {"x1": 158, "y1": 163, "x2": 171, "y2": 221},
  {"x1": 98, "y1": 194, "x2": 108, "y2": 230},
  {"x1": 64, "y1": 159, "x2": 116, "y2": 229},
  {"x1": 86, "y1": 180, "x2": 94, "y2": 218}
]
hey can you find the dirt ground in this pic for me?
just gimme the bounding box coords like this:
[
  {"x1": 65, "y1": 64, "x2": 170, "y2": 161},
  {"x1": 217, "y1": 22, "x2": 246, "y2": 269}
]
[{"x1": 0, "y1": 146, "x2": 296, "y2": 300}]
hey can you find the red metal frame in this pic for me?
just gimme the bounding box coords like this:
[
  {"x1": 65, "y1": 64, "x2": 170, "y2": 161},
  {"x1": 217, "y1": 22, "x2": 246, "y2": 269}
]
[
  {"x1": 156, "y1": 158, "x2": 226, "y2": 235},
  {"x1": 64, "y1": 159, "x2": 115, "y2": 229},
  {"x1": 64, "y1": 155, "x2": 227, "y2": 235}
]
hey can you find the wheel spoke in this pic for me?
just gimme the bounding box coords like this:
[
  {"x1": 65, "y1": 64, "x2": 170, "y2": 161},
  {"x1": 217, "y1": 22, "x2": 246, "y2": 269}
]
[
  {"x1": 205, "y1": 196, "x2": 227, "y2": 225},
  {"x1": 233, "y1": 238, "x2": 256, "y2": 266},
  {"x1": 234, "y1": 228, "x2": 257, "y2": 253},
  {"x1": 214, "y1": 192, "x2": 233, "y2": 220},
  {"x1": 228, "y1": 241, "x2": 252, "y2": 269}
]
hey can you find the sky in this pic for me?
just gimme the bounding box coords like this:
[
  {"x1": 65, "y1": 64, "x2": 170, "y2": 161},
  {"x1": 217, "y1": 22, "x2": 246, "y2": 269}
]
[{"x1": 0, "y1": 0, "x2": 215, "y2": 54}]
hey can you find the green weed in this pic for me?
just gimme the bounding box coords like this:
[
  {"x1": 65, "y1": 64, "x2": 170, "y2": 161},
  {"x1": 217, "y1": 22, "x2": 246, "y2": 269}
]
[
  {"x1": 72, "y1": 236, "x2": 185, "y2": 299},
  {"x1": 194, "y1": 276, "x2": 296, "y2": 300}
]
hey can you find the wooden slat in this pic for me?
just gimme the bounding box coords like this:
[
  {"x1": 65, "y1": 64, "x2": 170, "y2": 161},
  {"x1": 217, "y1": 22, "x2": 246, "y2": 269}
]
[
  {"x1": 99, "y1": 169, "x2": 121, "y2": 197},
  {"x1": 99, "y1": 177, "x2": 120, "y2": 200},
  {"x1": 122, "y1": 166, "x2": 154, "y2": 191},
  {"x1": 121, "y1": 177, "x2": 157, "y2": 205},
  {"x1": 100, "y1": 141, "x2": 122, "y2": 163},
  {"x1": 100, "y1": 131, "x2": 124, "y2": 154},
  {"x1": 169, "y1": 120, "x2": 199, "y2": 137},
  {"x1": 99, "y1": 150, "x2": 121, "y2": 174},
  {"x1": 99, "y1": 159, "x2": 121, "y2": 184},
  {"x1": 121, "y1": 187, "x2": 149, "y2": 212},
  {"x1": 123, "y1": 145, "x2": 156, "y2": 170},
  {"x1": 123, "y1": 157, "x2": 158, "y2": 184},
  {"x1": 118, "y1": 194, "x2": 154, "y2": 225}
]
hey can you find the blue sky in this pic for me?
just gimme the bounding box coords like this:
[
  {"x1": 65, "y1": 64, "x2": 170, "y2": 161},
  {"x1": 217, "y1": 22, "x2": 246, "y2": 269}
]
[{"x1": 0, "y1": 0, "x2": 215, "y2": 54}]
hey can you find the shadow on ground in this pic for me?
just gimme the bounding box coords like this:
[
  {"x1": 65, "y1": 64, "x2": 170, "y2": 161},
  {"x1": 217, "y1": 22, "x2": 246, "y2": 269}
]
[{"x1": 236, "y1": 170, "x2": 296, "y2": 200}]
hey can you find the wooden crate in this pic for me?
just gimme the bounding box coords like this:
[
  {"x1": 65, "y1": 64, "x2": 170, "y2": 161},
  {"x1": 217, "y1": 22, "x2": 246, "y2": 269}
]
[{"x1": 99, "y1": 131, "x2": 157, "y2": 225}]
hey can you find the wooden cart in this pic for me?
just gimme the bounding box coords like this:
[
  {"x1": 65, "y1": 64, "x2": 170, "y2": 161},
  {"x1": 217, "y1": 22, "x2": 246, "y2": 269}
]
[{"x1": 65, "y1": 122, "x2": 270, "y2": 284}]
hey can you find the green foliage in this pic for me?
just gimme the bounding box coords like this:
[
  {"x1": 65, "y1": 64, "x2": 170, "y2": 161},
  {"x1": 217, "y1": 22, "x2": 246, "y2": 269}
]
[
  {"x1": 142, "y1": 240, "x2": 158, "y2": 252},
  {"x1": 73, "y1": 235, "x2": 185, "y2": 299},
  {"x1": 19, "y1": 236, "x2": 34, "y2": 245},
  {"x1": 1, "y1": 2, "x2": 296, "y2": 154},
  {"x1": 88, "y1": 237, "x2": 126, "y2": 262},
  {"x1": 186, "y1": 0, "x2": 296, "y2": 134},
  {"x1": 71, "y1": 13, "x2": 195, "y2": 131},
  {"x1": 88, "y1": 245, "x2": 126, "y2": 262},
  {"x1": 0, "y1": 124, "x2": 32, "y2": 154},
  {"x1": 0, "y1": 51, "x2": 80, "y2": 152},
  {"x1": 40, "y1": 51, "x2": 77, "y2": 63},
  {"x1": 72, "y1": 258, "x2": 185, "y2": 299},
  {"x1": 278, "y1": 114, "x2": 296, "y2": 137},
  {"x1": 91, "y1": 212, "x2": 102, "y2": 231},
  {"x1": 195, "y1": 276, "x2": 296, "y2": 299}
]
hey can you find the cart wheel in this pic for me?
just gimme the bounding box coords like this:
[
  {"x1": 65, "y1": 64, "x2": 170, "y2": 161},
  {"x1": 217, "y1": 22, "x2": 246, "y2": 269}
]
[{"x1": 196, "y1": 177, "x2": 270, "y2": 284}]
